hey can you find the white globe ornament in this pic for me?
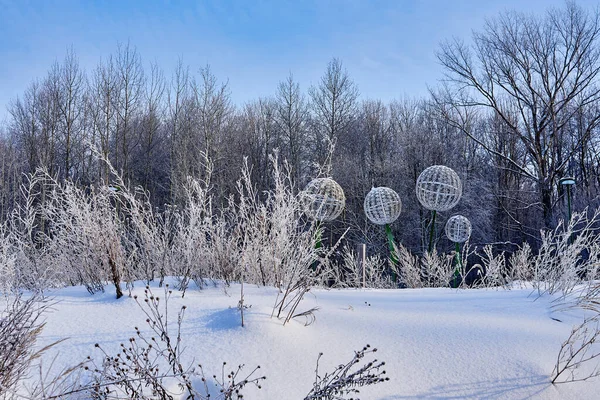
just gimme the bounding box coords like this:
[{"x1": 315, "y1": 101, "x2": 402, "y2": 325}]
[
  {"x1": 445, "y1": 215, "x2": 472, "y2": 243},
  {"x1": 301, "y1": 178, "x2": 345, "y2": 222},
  {"x1": 364, "y1": 187, "x2": 402, "y2": 225},
  {"x1": 416, "y1": 165, "x2": 462, "y2": 212}
]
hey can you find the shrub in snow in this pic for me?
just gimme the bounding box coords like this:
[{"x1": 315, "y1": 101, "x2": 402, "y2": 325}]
[
  {"x1": 392, "y1": 242, "x2": 422, "y2": 289},
  {"x1": 532, "y1": 208, "x2": 600, "y2": 296},
  {"x1": 43, "y1": 175, "x2": 128, "y2": 299},
  {"x1": 552, "y1": 317, "x2": 600, "y2": 384},
  {"x1": 338, "y1": 245, "x2": 395, "y2": 289},
  {"x1": 0, "y1": 295, "x2": 61, "y2": 397},
  {"x1": 304, "y1": 344, "x2": 388, "y2": 399},
  {"x1": 479, "y1": 245, "x2": 508, "y2": 288},
  {"x1": 508, "y1": 243, "x2": 534, "y2": 284},
  {"x1": 420, "y1": 250, "x2": 455, "y2": 288},
  {"x1": 80, "y1": 286, "x2": 265, "y2": 399}
]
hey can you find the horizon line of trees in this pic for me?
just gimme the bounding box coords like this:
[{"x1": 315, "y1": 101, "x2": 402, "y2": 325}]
[{"x1": 1, "y1": 1, "x2": 600, "y2": 257}]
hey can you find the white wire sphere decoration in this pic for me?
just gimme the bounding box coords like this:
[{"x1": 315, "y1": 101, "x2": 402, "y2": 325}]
[
  {"x1": 445, "y1": 215, "x2": 472, "y2": 243},
  {"x1": 364, "y1": 187, "x2": 402, "y2": 225},
  {"x1": 415, "y1": 165, "x2": 462, "y2": 211},
  {"x1": 301, "y1": 178, "x2": 346, "y2": 221}
]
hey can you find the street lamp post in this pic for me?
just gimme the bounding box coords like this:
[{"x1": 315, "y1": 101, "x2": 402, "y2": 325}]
[
  {"x1": 559, "y1": 177, "x2": 576, "y2": 223},
  {"x1": 559, "y1": 177, "x2": 576, "y2": 244}
]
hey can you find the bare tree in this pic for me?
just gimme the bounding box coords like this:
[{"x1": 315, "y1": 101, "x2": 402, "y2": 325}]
[
  {"x1": 437, "y1": 2, "x2": 600, "y2": 228},
  {"x1": 58, "y1": 47, "x2": 85, "y2": 180},
  {"x1": 167, "y1": 59, "x2": 194, "y2": 204},
  {"x1": 195, "y1": 65, "x2": 232, "y2": 160},
  {"x1": 275, "y1": 73, "x2": 309, "y2": 184},
  {"x1": 240, "y1": 97, "x2": 278, "y2": 193},
  {"x1": 135, "y1": 62, "x2": 168, "y2": 203},
  {"x1": 194, "y1": 65, "x2": 233, "y2": 203},
  {"x1": 309, "y1": 58, "x2": 359, "y2": 165},
  {"x1": 88, "y1": 55, "x2": 117, "y2": 184},
  {"x1": 114, "y1": 42, "x2": 145, "y2": 183}
]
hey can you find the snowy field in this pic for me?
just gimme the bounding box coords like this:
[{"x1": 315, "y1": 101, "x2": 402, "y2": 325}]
[{"x1": 31, "y1": 281, "x2": 600, "y2": 399}]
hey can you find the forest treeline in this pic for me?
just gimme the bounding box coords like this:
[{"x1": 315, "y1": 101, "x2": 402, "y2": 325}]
[{"x1": 1, "y1": 2, "x2": 600, "y2": 256}]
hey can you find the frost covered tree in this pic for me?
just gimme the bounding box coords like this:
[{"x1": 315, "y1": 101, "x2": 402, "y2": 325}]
[{"x1": 437, "y1": 2, "x2": 600, "y2": 228}]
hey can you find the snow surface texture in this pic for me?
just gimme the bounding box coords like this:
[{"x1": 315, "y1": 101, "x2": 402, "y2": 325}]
[{"x1": 33, "y1": 281, "x2": 600, "y2": 399}]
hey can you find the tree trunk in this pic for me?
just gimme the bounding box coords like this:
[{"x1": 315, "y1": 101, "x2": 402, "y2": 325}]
[{"x1": 541, "y1": 183, "x2": 554, "y2": 229}]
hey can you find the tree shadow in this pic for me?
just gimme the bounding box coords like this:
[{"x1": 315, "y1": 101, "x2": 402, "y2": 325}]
[{"x1": 380, "y1": 375, "x2": 551, "y2": 399}]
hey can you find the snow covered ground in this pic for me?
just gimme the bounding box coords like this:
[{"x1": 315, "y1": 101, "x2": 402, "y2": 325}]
[{"x1": 31, "y1": 281, "x2": 600, "y2": 399}]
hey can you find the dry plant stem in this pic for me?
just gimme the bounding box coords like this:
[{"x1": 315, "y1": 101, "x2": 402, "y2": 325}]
[
  {"x1": 304, "y1": 344, "x2": 388, "y2": 400},
  {"x1": 552, "y1": 318, "x2": 600, "y2": 384},
  {"x1": 51, "y1": 285, "x2": 266, "y2": 400},
  {"x1": 239, "y1": 271, "x2": 245, "y2": 328},
  {"x1": 0, "y1": 295, "x2": 65, "y2": 398}
]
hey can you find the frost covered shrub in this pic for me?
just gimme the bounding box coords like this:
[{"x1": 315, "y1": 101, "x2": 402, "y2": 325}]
[
  {"x1": 7, "y1": 172, "x2": 57, "y2": 292},
  {"x1": 508, "y1": 242, "x2": 534, "y2": 284},
  {"x1": 338, "y1": 245, "x2": 395, "y2": 288},
  {"x1": 0, "y1": 222, "x2": 17, "y2": 293},
  {"x1": 167, "y1": 152, "x2": 326, "y2": 297},
  {"x1": 532, "y1": 209, "x2": 600, "y2": 296},
  {"x1": 479, "y1": 245, "x2": 508, "y2": 288},
  {"x1": 169, "y1": 174, "x2": 215, "y2": 293},
  {"x1": 0, "y1": 295, "x2": 58, "y2": 397},
  {"x1": 236, "y1": 155, "x2": 334, "y2": 324},
  {"x1": 420, "y1": 250, "x2": 455, "y2": 288},
  {"x1": 43, "y1": 177, "x2": 128, "y2": 298},
  {"x1": 393, "y1": 243, "x2": 422, "y2": 289},
  {"x1": 235, "y1": 155, "x2": 322, "y2": 289}
]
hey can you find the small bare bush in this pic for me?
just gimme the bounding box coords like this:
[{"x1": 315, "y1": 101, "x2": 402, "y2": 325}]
[
  {"x1": 304, "y1": 344, "x2": 388, "y2": 400},
  {"x1": 420, "y1": 250, "x2": 454, "y2": 288},
  {"x1": 393, "y1": 243, "x2": 422, "y2": 289},
  {"x1": 0, "y1": 294, "x2": 63, "y2": 398},
  {"x1": 338, "y1": 246, "x2": 395, "y2": 289},
  {"x1": 479, "y1": 245, "x2": 508, "y2": 288},
  {"x1": 533, "y1": 209, "x2": 600, "y2": 296},
  {"x1": 508, "y1": 242, "x2": 534, "y2": 284},
  {"x1": 552, "y1": 317, "x2": 600, "y2": 384},
  {"x1": 43, "y1": 178, "x2": 127, "y2": 299},
  {"x1": 57, "y1": 286, "x2": 265, "y2": 400}
]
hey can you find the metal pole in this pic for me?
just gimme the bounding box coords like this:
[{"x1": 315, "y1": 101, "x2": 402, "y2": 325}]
[
  {"x1": 450, "y1": 241, "x2": 461, "y2": 288},
  {"x1": 428, "y1": 210, "x2": 437, "y2": 253},
  {"x1": 357, "y1": 243, "x2": 366, "y2": 288},
  {"x1": 567, "y1": 185, "x2": 573, "y2": 245},
  {"x1": 567, "y1": 185, "x2": 572, "y2": 223}
]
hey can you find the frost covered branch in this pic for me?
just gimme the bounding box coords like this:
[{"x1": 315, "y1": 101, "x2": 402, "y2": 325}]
[{"x1": 552, "y1": 318, "x2": 600, "y2": 384}]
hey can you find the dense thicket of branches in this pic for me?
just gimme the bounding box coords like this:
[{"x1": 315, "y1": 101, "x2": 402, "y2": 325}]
[{"x1": 1, "y1": 3, "x2": 600, "y2": 258}]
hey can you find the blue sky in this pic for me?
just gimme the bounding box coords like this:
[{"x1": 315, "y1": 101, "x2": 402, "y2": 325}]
[{"x1": 0, "y1": 0, "x2": 598, "y2": 124}]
